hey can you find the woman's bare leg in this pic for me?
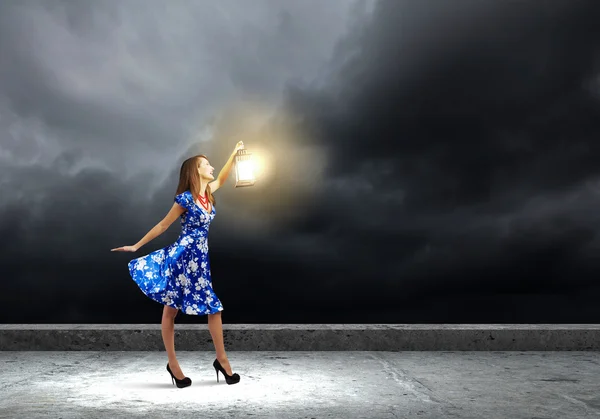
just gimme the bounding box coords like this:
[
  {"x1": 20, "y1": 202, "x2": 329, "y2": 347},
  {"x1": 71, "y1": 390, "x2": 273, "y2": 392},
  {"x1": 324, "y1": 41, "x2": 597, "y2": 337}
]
[
  {"x1": 207, "y1": 311, "x2": 234, "y2": 375},
  {"x1": 161, "y1": 305, "x2": 186, "y2": 379}
]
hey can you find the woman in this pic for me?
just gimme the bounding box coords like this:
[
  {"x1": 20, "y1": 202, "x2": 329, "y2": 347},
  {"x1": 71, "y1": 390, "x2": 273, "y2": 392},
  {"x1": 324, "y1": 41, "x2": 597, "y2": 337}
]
[{"x1": 111, "y1": 141, "x2": 245, "y2": 388}]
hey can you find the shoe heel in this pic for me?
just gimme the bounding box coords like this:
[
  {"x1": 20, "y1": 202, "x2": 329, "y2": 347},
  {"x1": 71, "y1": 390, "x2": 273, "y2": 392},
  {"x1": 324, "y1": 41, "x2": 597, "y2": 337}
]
[
  {"x1": 213, "y1": 359, "x2": 240, "y2": 385},
  {"x1": 166, "y1": 363, "x2": 192, "y2": 389}
]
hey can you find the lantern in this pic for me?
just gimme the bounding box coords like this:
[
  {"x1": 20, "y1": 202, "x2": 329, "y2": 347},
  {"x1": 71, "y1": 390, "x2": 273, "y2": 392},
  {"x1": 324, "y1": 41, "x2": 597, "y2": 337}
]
[{"x1": 234, "y1": 148, "x2": 256, "y2": 187}]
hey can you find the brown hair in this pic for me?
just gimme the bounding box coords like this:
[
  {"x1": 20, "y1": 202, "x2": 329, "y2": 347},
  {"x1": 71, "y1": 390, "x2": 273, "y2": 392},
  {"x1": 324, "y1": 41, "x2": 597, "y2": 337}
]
[{"x1": 175, "y1": 154, "x2": 216, "y2": 206}]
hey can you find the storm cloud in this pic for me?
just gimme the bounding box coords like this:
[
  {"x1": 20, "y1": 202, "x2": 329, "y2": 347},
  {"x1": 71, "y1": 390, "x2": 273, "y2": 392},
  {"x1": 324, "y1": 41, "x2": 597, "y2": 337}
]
[
  {"x1": 3, "y1": 0, "x2": 600, "y2": 323},
  {"x1": 280, "y1": 0, "x2": 600, "y2": 321}
]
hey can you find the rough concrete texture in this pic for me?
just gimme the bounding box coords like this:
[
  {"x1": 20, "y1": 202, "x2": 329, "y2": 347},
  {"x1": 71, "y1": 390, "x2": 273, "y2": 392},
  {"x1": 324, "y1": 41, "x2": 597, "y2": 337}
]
[
  {"x1": 1, "y1": 351, "x2": 599, "y2": 418},
  {"x1": 2, "y1": 324, "x2": 600, "y2": 351}
]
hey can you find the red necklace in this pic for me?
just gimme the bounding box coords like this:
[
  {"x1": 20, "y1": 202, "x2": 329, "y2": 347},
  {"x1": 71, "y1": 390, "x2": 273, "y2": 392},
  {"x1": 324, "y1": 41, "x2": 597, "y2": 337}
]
[{"x1": 198, "y1": 193, "x2": 210, "y2": 211}]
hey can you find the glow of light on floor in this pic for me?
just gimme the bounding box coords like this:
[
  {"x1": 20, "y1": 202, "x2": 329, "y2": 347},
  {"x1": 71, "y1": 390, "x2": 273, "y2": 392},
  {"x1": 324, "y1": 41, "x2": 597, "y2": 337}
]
[{"x1": 39, "y1": 369, "x2": 363, "y2": 410}]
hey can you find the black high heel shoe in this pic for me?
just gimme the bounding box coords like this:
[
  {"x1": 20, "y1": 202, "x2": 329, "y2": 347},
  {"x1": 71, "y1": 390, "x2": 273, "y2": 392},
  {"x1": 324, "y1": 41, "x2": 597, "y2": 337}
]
[
  {"x1": 213, "y1": 359, "x2": 240, "y2": 385},
  {"x1": 166, "y1": 363, "x2": 192, "y2": 388}
]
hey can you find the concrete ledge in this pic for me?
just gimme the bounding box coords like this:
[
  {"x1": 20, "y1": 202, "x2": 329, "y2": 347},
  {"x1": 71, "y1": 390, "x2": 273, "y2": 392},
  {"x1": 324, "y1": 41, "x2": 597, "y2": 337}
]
[{"x1": 1, "y1": 324, "x2": 599, "y2": 351}]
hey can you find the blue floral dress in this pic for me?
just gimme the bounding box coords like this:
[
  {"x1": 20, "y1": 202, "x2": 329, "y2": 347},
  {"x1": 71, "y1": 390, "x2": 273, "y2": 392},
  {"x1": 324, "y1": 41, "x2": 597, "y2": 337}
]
[{"x1": 128, "y1": 190, "x2": 224, "y2": 315}]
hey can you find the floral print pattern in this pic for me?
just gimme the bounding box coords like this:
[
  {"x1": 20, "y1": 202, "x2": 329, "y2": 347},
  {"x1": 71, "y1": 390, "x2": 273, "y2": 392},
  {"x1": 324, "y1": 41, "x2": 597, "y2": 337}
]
[{"x1": 128, "y1": 190, "x2": 223, "y2": 315}]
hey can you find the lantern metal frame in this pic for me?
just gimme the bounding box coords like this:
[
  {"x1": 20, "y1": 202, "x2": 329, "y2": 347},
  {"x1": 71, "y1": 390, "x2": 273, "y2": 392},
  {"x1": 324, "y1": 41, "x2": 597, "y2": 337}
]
[{"x1": 234, "y1": 148, "x2": 256, "y2": 188}]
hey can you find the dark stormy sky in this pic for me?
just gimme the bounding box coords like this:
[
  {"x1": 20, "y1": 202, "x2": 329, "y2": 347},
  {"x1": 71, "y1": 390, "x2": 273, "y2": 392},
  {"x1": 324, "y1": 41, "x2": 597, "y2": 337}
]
[{"x1": 3, "y1": 0, "x2": 600, "y2": 323}]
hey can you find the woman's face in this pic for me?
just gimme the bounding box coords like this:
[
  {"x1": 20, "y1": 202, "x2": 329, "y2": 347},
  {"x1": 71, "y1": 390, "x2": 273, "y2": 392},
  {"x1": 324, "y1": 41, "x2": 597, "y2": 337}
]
[{"x1": 197, "y1": 157, "x2": 215, "y2": 180}]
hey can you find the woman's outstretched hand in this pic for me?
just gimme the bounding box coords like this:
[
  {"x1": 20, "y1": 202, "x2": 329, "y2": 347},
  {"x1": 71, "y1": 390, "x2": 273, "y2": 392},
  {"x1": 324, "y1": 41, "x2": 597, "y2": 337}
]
[{"x1": 111, "y1": 245, "x2": 138, "y2": 252}]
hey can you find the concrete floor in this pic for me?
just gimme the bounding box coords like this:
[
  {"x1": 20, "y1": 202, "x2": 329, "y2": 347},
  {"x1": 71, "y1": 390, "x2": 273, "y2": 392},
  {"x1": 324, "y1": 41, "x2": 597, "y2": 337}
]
[{"x1": 1, "y1": 352, "x2": 599, "y2": 418}]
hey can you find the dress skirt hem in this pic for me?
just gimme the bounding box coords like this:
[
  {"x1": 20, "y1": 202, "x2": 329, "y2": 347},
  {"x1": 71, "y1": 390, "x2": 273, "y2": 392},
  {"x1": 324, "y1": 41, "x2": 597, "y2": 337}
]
[{"x1": 135, "y1": 284, "x2": 224, "y2": 316}]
